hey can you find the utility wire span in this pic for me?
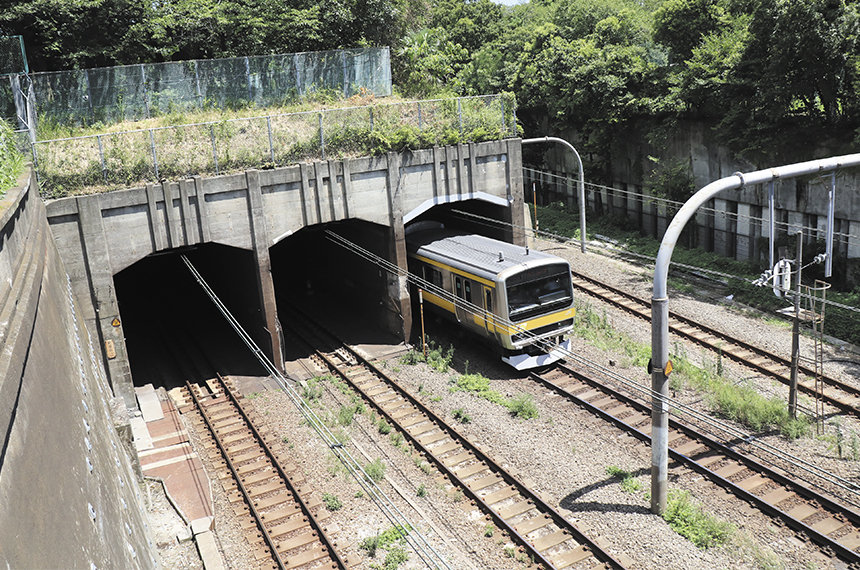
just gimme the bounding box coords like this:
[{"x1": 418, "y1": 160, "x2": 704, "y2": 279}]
[
  {"x1": 450, "y1": 208, "x2": 860, "y2": 316},
  {"x1": 179, "y1": 254, "x2": 452, "y2": 570},
  {"x1": 322, "y1": 232, "x2": 860, "y2": 505},
  {"x1": 523, "y1": 166, "x2": 860, "y2": 243}
]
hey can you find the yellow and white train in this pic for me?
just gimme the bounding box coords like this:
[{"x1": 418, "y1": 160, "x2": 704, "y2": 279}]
[{"x1": 406, "y1": 225, "x2": 574, "y2": 369}]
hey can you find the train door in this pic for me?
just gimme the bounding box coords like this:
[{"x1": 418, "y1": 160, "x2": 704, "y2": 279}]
[
  {"x1": 483, "y1": 287, "x2": 493, "y2": 335},
  {"x1": 454, "y1": 276, "x2": 466, "y2": 322}
]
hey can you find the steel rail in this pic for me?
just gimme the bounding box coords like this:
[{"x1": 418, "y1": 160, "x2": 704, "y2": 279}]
[
  {"x1": 531, "y1": 363, "x2": 860, "y2": 564},
  {"x1": 184, "y1": 378, "x2": 288, "y2": 570},
  {"x1": 569, "y1": 270, "x2": 860, "y2": 415},
  {"x1": 286, "y1": 308, "x2": 627, "y2": 570},
  {"x1": 214, "y1": 373, "x2": 349, "y2": 570}
]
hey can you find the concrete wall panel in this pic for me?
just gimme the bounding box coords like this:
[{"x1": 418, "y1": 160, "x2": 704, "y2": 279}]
[{"x1": 0, "y1": 172, "x2": 154, "y2": 569}]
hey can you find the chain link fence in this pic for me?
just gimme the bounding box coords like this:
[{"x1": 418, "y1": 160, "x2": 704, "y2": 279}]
[
  {"x1": 33, "y1": 93, "x2": 518, "y2": 197},
  {"x1": 15, "y1": 48, "x2": 390, "y2": 129}
]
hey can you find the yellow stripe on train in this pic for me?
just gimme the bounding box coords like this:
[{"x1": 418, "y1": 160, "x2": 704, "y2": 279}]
[{"x1": 422, "y1": 290, "x2": 574, "y2": 335}]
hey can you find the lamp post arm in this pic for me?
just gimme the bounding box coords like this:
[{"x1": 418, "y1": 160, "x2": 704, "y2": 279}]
[{"x1": 521, "y1": 136, "x2": 587, "y2": 253}]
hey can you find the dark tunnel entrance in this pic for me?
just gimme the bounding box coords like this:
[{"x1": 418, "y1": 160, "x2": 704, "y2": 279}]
[
  {"x1": 114, "y1": 243, "x2": 267, "y2": 390},
  {"x1": 271, "y1": 220, "x2": 400, "y2": 354}
]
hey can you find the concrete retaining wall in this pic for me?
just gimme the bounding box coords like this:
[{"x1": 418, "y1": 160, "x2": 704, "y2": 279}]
[
  {"x1": 0, "y1": 170, "x2": 155, "y2": 569},
  {"x1": 533, "y1": 122, "x2": 859, "y2": 280}
]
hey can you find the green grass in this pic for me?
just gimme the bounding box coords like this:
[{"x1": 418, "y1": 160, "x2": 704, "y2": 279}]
[
  {"x1": 302, "y1": 377, "x2": 324, "y2": 403},
  {"x1": 0, "y1": 120, "x2": 24, "y2": 197},
  {"x1": 663, "y1": 490, "x2": 735, "y2": 549},
  {"x1": 507, "y1": 394, "x2": 539, "y2": 420},
  {"x1": 322, "y1": 493, "x2": 342, "y2": 511},
  {"x1": 359, "y1": 524, "x2": 412, "y2": 558},
  {"x1": 571, "y1": 294, "x2": 810, "y2": 438},
  {"x1": 537, "y1": 202, "x2": 860, "y2": 346},
  {"x1": 452, "y1": 408, "x2": 472, "y2": 423},
  {"x1": 365, "y1": 458, "x2": 386, "y2": 483},
  {"x1": 451, "y1": 373, "x2": 540, "y2": 419},
  {"x1": 417, "y1": 484, "x2": 427, "y2": 497},
  {"x1": 37, "y1": 93, "x2": 516, "y2": 198},
  {"x1": 382, "y1": 546, "x2": 409, "y2": 569},
  {"x1": 400, "y1": 340, "x2": 455, "y2": 373},
  {"x1": 606, "y1": 465, "x2": 642, "y2": 493}
]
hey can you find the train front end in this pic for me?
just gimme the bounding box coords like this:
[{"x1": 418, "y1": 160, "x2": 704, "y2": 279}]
[{"x1": 499, "y1": 260, "x2": 575, "y2": 369}]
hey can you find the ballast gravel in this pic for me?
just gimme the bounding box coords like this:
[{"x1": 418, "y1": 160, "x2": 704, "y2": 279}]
[{"x1": 161, "y1": 237, "x2": 859, "y2": 569}]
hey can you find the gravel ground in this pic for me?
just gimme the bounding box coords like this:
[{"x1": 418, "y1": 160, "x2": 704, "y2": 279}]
[{"x1": 164, "y1": 237, "x2": 859, "y2": 569}]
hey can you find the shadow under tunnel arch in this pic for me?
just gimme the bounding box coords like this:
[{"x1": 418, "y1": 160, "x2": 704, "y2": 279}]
[{"x1": 114, "y1": 243, "x2": 267, "y2": 391}]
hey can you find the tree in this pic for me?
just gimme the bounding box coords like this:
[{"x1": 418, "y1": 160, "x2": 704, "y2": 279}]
[{"x1": 653, "y1": 0, "x2": 731, "y2": 62}]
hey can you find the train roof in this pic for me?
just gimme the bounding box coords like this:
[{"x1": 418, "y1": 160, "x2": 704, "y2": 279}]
[{"x1": 406, "y1": 228, "x2": 566, "y2": 281}]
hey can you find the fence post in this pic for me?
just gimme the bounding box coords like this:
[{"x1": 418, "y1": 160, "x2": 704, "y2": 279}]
[
  {"x1": 30, "y1": 143, "x2": 40, "y2": 185},
  {"x1": 84, "y1": 69, "x2": 95, "y2": 122},
  {"x1": 457, "y1": 98, "x2": 463, "y2": 136},
  {"x1": 267, "y1": 115, "x2": 275, "y2": 164},
  {"x1": 140, "y1": 64, "x2": 150, "y2": 119},
  {"x1": 293, "y1": 53, "x2": 302, "y2": 96},
  {"x1": 209, "y1": 125, "x2": 219, "y2": 174},
  {"x1": 194, "y1": 60, "x2": 203, "y2": 108},
  {"x1": 418, "y1": 102, "x2": 423, "y2": 131},
  {"x1": 245, "y1": 56, "x2": 253, "y2": 102},
  {"x1": 342, "y1": 50, "x2": 349, "y2": 97},
  {"x1": 500, "y1": 96, "x2": 505, "y2": 137},
  {"x1": 149, "y1": 129, "x2": 160, "y2": 180},
  {"x1": 369, "y1": 108, "x2": 374, "y2": 132},
  {"x1": 319, "y1": 112, "x2": 325, "y2": 159},
  {"x1": 97, "y1": 135, "x2": 107, "y2": 181}
]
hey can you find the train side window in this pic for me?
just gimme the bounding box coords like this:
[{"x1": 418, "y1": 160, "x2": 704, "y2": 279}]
[
  {"x1": 431, "y1": 268, "x2": 442, "y2": 287},
  {"x1": 485, "y1": 289, "x2": 492, "y2": 312},
  {"x1": 464, "y1": 280, "x2": 472, "y2": 303},
  {"x1": 455, "y1": 277, "x2": 463, "y2": 298}
]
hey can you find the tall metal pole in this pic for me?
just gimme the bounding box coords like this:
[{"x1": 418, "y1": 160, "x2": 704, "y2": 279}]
[
  {"x1": 521, "y1": 137, "x2": 587, "y2": 253},
  {"x1": 649, "y1": 153, "x2": 860, "y2": 515},
  {"x1": 789, "y1": 231, "x2": 803, "y2": 418}
]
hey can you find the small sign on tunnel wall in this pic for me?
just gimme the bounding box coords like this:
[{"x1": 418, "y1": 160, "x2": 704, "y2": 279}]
[{"x1": 105, "y1": 340, "x2": 116, "y2": 359}]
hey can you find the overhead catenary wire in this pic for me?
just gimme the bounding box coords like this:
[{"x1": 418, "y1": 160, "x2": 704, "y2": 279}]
[
  {"x1": 179, "y1": 254, "x2": 451, "y2": 570},
  {"x1": 450, "y1": 208, "x2": 860, "y2": 316},
  {"x1": 323, "y1": 232, "x2": 860, "y2": 505},
  {"x1": 524, "y1": 166, "x2": 860, "y2": 243}
]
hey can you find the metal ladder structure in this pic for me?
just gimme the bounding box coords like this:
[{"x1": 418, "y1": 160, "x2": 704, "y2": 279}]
[{"x1": 800, "y1": 279, "x2": 831, "y2": 434}]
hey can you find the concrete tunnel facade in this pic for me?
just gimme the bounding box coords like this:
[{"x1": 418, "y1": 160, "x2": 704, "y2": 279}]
[{"x1": 45, "y1": 139, "x2": 528, "y2": 408}]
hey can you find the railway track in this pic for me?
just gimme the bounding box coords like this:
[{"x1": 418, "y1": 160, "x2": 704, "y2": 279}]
[
  {"x1": 531, "y1": 362, "x2": 860, "y2": 565},
  {"x1": 178, "y1": 374, "x2": 348, "y2": 570},
  {"x1": 284, "y1": 309, "x2": 627, "y2": 570},
  {"x1": 569, "y1": 270, "x2": 860, "y2": 416}
]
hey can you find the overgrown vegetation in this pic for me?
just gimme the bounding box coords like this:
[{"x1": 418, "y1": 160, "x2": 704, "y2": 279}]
[
  {"x1": 451, "y1": 373, "x2": 540, "y2": 420},
  {"x1": 364, "y1": 458, "x2": 386, "y2": 483},
  {"x1": 35, "y1": 94, "x2": 516, "y2": 198},
  {"x1": 322, "y1": 493, "x2": 342, "y2": 511},
  {"x1": 0, "y1": 121, "x2": 24, "y2": 197},
  {"x1": 606, "y1": 465, "x2": 643, "y2": 494},
  {"x1": 670, "y1": 347, "x2": 810, "y2": 439},
  {"x1": 359, "y1": 524, "x2": 412, "y2": 559},
  {"x1": 302, "y1": 376, "x2": 325, "y2": 404},
  {"x1": 663, "y1": 490, "x2": 735, "y2": 549},
  {"x1": 451, "y1": 408, "x2": 471, "y2": 424},
  {"x1": 400, "y1": 340, "x2": 456, "y2": 373},
  {"x1": 572, "y1": 291, "x2": 810, "y2": 438}
]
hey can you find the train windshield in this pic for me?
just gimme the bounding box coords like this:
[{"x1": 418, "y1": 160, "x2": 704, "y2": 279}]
[{"x1": 507, "y1": 263, "x2": 572, "y2": 322}]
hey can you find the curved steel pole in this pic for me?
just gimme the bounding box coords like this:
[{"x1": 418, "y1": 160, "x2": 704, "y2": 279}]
[
  {"x1": 650, "y1": 153, "x2": 860, "y2": 515},
  {"x1": 522, "y1": 137, "x2": 587, "y2": 253}
]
